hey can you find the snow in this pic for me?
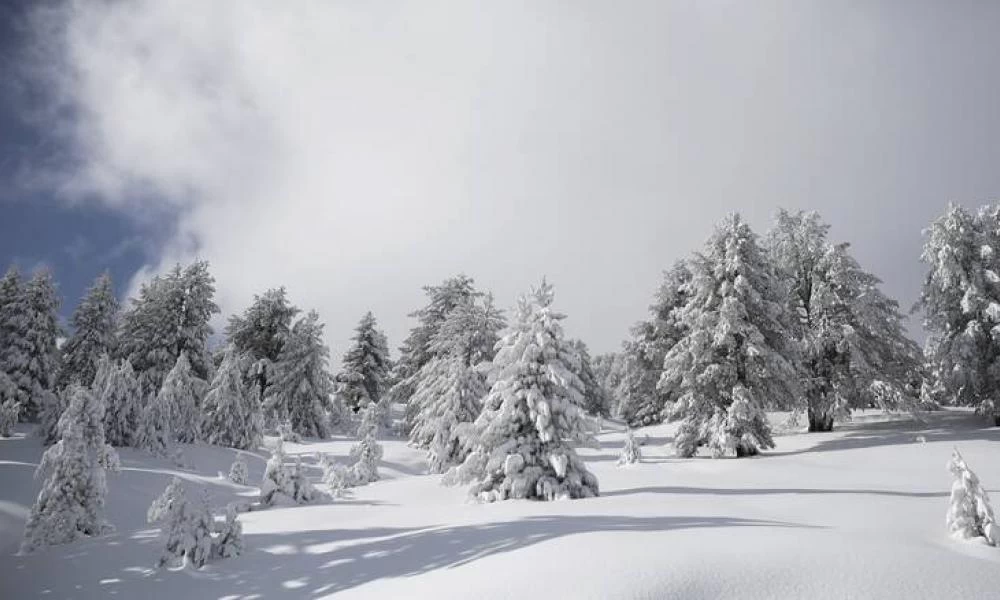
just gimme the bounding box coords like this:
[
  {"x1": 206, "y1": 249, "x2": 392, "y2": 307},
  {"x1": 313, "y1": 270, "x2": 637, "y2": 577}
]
[{"x1": 3, "y1": 408, "x2": 1000, "y2": 598}]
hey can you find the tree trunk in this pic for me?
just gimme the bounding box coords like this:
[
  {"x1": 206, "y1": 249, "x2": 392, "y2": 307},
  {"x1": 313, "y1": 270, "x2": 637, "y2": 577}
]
[
  {"x1": 993, "y1": 414, "x2": 1000, "y2": 428},
  {"x1": 807, "y1": 407, "x2": 834, "y2": 432},
  {"x1": 734, "y1": 444, "x2": 758, "y2": 458}
]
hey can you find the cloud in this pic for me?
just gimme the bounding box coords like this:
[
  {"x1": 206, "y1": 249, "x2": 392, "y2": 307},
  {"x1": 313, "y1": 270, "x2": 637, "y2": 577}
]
[{"x1": 26, "y1": 0, "x2": 1000, "y2": 356}]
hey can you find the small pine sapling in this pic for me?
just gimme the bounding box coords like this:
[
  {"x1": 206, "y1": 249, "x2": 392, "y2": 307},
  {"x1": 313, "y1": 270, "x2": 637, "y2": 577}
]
[
  {"x1": 617, "y1": 428, "x2": 642, "y2": 466},
  {"x1": 228, "y1": 452, "x2": 249, "y2": 485},
  {"x1": 947, "y1": 448, "x2": 1000, "y2": 546}
]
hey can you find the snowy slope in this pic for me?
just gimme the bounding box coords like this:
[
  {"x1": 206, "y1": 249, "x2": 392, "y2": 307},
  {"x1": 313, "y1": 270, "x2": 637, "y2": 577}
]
[{"x1": 3, "y1": 408, "x2": 1000, "y2": 599}]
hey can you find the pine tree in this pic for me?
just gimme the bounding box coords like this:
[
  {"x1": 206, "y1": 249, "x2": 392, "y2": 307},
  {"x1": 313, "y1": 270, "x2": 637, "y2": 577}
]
[
  {"x1": 147, "y1": 478, "x2": 215, "y2": 568},
  {"x1": 568, "y1": 340, "x2": 612, "y2": 417},
  {"x1": 407, "y1": 296, "x2": 504, "y2": 471},
  {"x1": 20, "y1": 385, "x2": 119, "y2": 553},
  {"x1": 37, "y1": 386, "x2": 68, "y2": 445},
  {"x1": 0, "y1": 269, "x2": 61, "y2": 422},
  {"x1": 118, "y1": 261, "x2": 218, "y2": 391},
  {"x1": 918, "y1": 204, "x2": 1000, "y2": 424},
  {"x1": 135, "y1": 386, "x2": 172, "y2": 456},
  {"x1": 102, "y1": 360, "x2": 142, "y2": 447},
  {"x1": 947, "y1": 448, "x2": 1000, "y2": 546},
  {"x1": 618, "y1": 261, "x2": 691, "y2": 426},
  {"x1": 350, "y1": 403, "x2": 384, "y2": 485},
  {"x1": 768, "y1": 209, "x2": 921, "y2": 431},
  {"x1": 617, "y1": 428, "x2": 641, "y2": 466},
  {"x1": 389, "y1": 275, "x2": 480, "y2": 413},
  {"x1": 158, "y1": 353, "x2": 203, "y2": 443},
  {"x1": 446, "y1": 280, "x2": 599, "y2": 502},
  {"x1": 662, "y1": 214, "x2": 798, "y2": 458},
  {"x1": 226, "y1": 287, "x2": 299, "y2": 417},
  {"x1": 266, "y1": 311, "x2": 333, "y2": 438},
  {"x1": 0, "y1": 371, "x2": 18, "y2": 437},
  {"x1": 202, "y1": 347, "x2": 263, "y2": 450},
  {"x1": 335, "y1": 312, "x2": 391, "y2": 413},
  {"x1": 58, "y1": 273, "x2": 119, "y2": 389}
]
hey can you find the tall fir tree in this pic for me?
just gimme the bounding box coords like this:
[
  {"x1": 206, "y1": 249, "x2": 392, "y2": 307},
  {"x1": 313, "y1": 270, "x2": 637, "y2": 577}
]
[
  {"x1": 445, "y1": 280, "x2": 599, "y2": 502},
  {"x1": 617, "y1": 261, "x2": 691, "y2": 426},
  {"x1": 225, "y1": 287, "x2": 299, "y2": 415},
  {"x1": 58, "y1": 273, "x2": 119, "y2": 389},
  {"x1": 335, "y1": 312, "x2": 391, "y2": 413},
  {"x1": 388, "y1": 275, "x2": 480, "y2": 411},
  {"x1": 0, "y1": 269, "x2": 62, "y2": 423},
  {"x1": 661, "y1": 214, "x2": 798, "y2": 458},
  {"x1": 21, "y1": 385, "x2": 119, "y2": 553},
  {"x1": 266, "y1": 311, "x2": 334, "y2": 438},
  {"x1": 568, "y1": 340, "x2": 612, "y2": 417},
  {"x1": 118, "y1": 261, "x2": 218, "y2": 391},
  {"x1": 102, "y1": 360, "x2": 142, "y2": 447},
  {"x1": 917, "y1": 204, "x2": 1000, "y2": 424},
  {"x1": 202, "y1": 346, "x2": 263, "y2": 450},
  {"x1": 767, "y1": 209, "x2": 921, "y2": 431},
  {"x1": 158, "y1": 353, "x2": 203, "y2": 443}
]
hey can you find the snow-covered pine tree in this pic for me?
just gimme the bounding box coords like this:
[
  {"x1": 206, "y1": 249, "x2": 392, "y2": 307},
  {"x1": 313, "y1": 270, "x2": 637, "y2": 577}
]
[
  {"x1": 228, "y1": 452, "x2": 249, "y2": 485},
  {"x1": 446, "y1": 280, "x2": 599, "y2": 502},
  {"x1": 102, "y1": 360, "x2": 142, "y2": 447},
  {"x1": 147, "y1": 478, "x2": 215, "y2": 568},
  {"x1": 20, "y1": 385, "x2": 119, "y2": 553},
  {"x1": 918, "y1": 204, "x2": 1000, "y2": 424},
  {"x1": 407, "y1": 296, "x2": 504, "y2": 472},
  {"x1": 266, "y1": 311, "x2": 333, "y2": 438},
  {"x1": 350, "y1": 403, "x2": 383, "y2": 484},
  {"x1": 58, "y1": 273, "x2": 119, "y2": 389},
  {"x1": 118, "y1": 261, "x2": 219, "y2": 391},
  {"x1": 202, "y1": 346, "x2": 263, "y2": 450},
  {"x1": 662, "y1": 214, "x2": 798, "y2": 458},
  {"x1": 767, "y1": 209, "x2": 921, "y2": 431},
  {"x1": 947, "y1": 448, "x2": 1000, "y2": 546},
  {"x1": 225, "y1": 287, "x2": 299, "y2": 418},
  {"x1": 0, "y1": 371, "x2": 18, "y2": 437},
  {"x1": 618, "y1": 261, "x2": 691, "y2": 426},
  {"x1": 0, "y1": 269, "x2": 61, "y2": 422},
  {"x1": 335, "y1": 311, "x2": 391, "y2": 413},
  {"x1": 36, "y1": 386, "x2": 68, "y2": 445},
  {"x1": 135, "y1": 386, "x2": 172, "y2": 457},
  {"x1": 158, "y1": 353, "x2": 203, "y2": 443},
  {"x1": 617, "y1": 427, "x2": 641, "y2": 466},
  {"x1": 568, "y1": 340, "x2": 612, "y2": 417},
  {"x1": 389, "y1": 275, "x2": 480, "y2": 418}
]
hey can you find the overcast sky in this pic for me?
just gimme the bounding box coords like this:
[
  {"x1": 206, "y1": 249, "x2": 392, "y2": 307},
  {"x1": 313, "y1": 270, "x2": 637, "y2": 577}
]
[{"x1": 3, "y1": 0, "x2": 1000, "y2": 359}]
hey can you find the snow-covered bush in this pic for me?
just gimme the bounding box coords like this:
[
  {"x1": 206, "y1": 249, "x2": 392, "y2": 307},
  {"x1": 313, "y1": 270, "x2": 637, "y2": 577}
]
[
  {"x1": 320, "y1": 455, "x2": 352, "y2": 497},
  {"x1": 259, "y1": 441, "x2": 316, "y2": 506},
  {"x1": 213, "y1": 505, "x2": 244, "y2": 559},
  {"x1": 0, "y1": 374, "x2": 19, "y2": 437},
  {"x1": 350, "y1": 404, "x2": 383, "y2": 485},
  {"x1": 947, "y1": 448, "x2": 1000, "y2": 546},
  {"x1": 228, "y1": 452, "x2": 249, "y2": 485},
  {"x1": 147, "y1": 478, "x2": 214, "y2": 568},
  {"x1": 617, "y1": 428, "x2": 641, "y2": 466},
  {"x1": 277, "y1": 420, "x2": 302, "y2": 443},
  {"x1": 20, "y1": 386, "x2": 118, "y2": 553}
]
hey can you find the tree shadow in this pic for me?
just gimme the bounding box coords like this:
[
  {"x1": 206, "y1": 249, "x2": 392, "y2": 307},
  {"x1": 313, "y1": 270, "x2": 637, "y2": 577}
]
[
  {"x1": 5, "y1": 513, "x2": 817, "y2": 599},
  {"x1": 603, "y1": 485, "x2": 948, "y2": 499},
  {"x1": 775, "y1": 411, "x2": 1000, "y2": 456}
]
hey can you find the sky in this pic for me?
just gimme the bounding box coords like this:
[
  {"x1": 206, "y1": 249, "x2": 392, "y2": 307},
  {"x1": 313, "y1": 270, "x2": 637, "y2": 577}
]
[{"x1": 2, "y1": 0, "x2": 1000, "y2": 360}]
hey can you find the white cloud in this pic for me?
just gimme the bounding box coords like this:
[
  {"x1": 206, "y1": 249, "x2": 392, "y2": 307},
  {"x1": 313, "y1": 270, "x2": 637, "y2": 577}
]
[{"x1": 30, "y1": 0, "x2": 1000, "y2": 356}]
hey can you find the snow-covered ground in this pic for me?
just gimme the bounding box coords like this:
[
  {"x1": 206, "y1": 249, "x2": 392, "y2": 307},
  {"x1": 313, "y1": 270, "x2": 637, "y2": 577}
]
[{"x1": 2, "y1": 408, "x2": 1000, "y2": 599}]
